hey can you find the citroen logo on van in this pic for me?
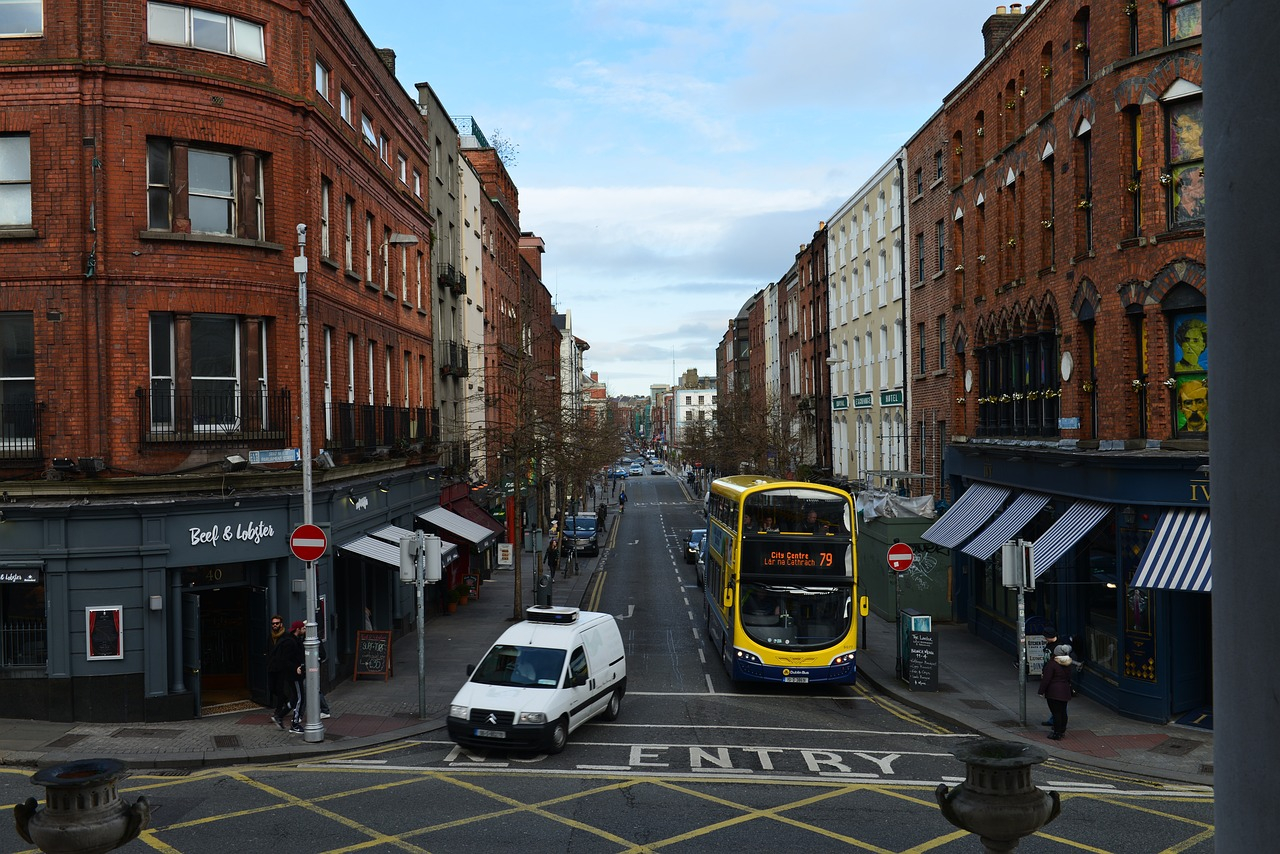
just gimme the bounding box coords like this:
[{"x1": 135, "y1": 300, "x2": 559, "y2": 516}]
[{"x1": 486, "y1": 713, "x2": 498, "y2": 725}]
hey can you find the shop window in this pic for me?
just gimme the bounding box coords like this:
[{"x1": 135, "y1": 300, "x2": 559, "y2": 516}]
[
  {"x1": 0, "y1": 579, "x2": 45, "y2": 669},
  {"x1": 1083, "y1": 522, "x2": 1119, "y2": 675}
]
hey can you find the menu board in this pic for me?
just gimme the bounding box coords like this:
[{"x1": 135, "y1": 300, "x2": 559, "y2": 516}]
[
  {"x1": 354, "y1": 630, "x2": 392, "y2": 681},
  {"x1": 907, "y1": 630, "x2": 938, "y2": 691}
]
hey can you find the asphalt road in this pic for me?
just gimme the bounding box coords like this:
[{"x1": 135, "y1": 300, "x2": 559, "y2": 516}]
[{"x1": 0, "y1": 469, "x2": 1214, "y2": 852}]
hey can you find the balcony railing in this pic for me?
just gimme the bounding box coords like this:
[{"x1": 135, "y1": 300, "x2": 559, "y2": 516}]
[
  {"x1": 0, "y1": 617, "x2": 46, "y2": 669},
  {"x1": 0, "y1": 400, "x2": 44, "y2": 461},
  {"x1": 137, "y1": 388, "x2": 290, "y2": 450},
  {"x1": 439, "y1": 341, "x2": 469, "y2": 377},
  {"x1": 437, "y1": 264, "x2": 466, "y2": 295},
  {"x1": 331, "y1": 403, "x2": 431, "y2": 453}
]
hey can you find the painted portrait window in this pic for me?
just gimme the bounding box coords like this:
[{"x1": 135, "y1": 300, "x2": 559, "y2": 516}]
[
  {"x1": 1171, "y1": 311, "x2": 1208, "y2": 437},
  {"x1": 1166, "y1": 98, "x2": 1204, "y2": 226},
  {"x1": 1165, "y1": 0, "x2": 1202, "y2": 43},
  {"x1": 86, "y1": 606, "x2": 123, "y2": 660}
]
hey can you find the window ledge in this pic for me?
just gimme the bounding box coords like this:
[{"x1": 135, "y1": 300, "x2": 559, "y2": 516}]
[
  {"x1": 344, "y1": 269, "x2": 362, "y2": 284},
  {"x1": 0, "y1": 227, "x2": 38, "y2": 240},
  {"x1": 929, "y1": 177, "x2": 946, "y2": 191},
  {"x1": 320, "y1": 256, "x2": 340, "y2": 270},
  {"x1": 932, "y1": 269, "x2": 947, "y2": 281},
  {"x1": 139, "y1": 231, "x2": 283, "y2": 251},
  {"x1": 402, "y1": 300, "x2": 414, "y2": 310},
  {"x1": 1118, "y1": 236, "x2": 1147, "y2": 250},
  {"x1": 1152, "y1": 227, "x2": 1204, "y2": 244},
  {"x1": 417, "y1": 307, "x2": 429, "y2": 317},
  {"x1": 931, "y1": 369, "x2": 949, "y2": 378},
  {"x1": 365, "y1": 280, "x2": 381, "y2": 293},
  {"x1": 1069, "y1": 250, "x2": 1096, "y2": 264},
  {"x1": 383, "y1": 289, "x2": 397, "y2": 301}
]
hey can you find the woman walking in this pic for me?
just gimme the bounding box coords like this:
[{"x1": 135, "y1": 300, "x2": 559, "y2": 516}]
[{"x1": 1037, "y1": 644, "x2": 1075, "y2": 740}]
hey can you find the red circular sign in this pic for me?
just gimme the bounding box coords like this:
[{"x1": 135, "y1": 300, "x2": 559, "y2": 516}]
[
  {"x1": 290, "y1": 524, "x2": 328, "y2": 562},
  {"x1": 887, "y1": 542, "x2": 915, "y2": 572}
]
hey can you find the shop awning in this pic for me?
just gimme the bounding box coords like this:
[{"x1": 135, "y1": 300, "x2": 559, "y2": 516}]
[
  {"x1": 921, "y1": 483, "x2": 1011, "y2": 548},
  {"x1": 340, "y1": 526, "x2": 458, "y2": 569},
  {"x1": 1031, "y1": 500, "x2": 1113, "y2": 578},
  {"x1": 1131, "y1": 508, "x2": 1211, "y2": 592},
  {"x1": 962, "y1": 491, "x2": 1052, "y2": 560},
  {"x1": 417, "y1": 506, "x2": 498, "y2": 552},
  {"x1": 449, "y1": 499, "x2": 505, "y2": 538},
  {"x1": 367, "y1": 524, "x2": 458, "y2": 567}
]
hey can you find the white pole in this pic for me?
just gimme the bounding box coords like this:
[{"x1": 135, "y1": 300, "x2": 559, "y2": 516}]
[{"x1": 296, "y1": 224, "x2": 324, "y2": 743}]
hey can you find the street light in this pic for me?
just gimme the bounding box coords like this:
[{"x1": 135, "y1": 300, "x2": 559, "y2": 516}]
[
  {"x1": 295, "y1": 224, "x2": 324, "y2": 743},
  {"x1": 380, "y1": 233, "x2": 419, "y2": 296}
]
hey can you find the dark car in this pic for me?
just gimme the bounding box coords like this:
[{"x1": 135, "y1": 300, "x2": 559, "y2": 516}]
[
  {"x1": 684, "y1": 528, "x2": 707, "y2": 564},
  {"x1": 563, "y1": 514, "x2": 600, "y2": 556}
]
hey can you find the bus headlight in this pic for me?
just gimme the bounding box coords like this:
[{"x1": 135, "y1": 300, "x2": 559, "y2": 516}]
[
  {"x1": 734, "y1": 649, "x2": 762, "y2": 664},
  {"x1": 450, "y1": 704, "x2": 469, "y2": 718},
  {"x1": 518, "y1": 711, "x2": 546, "y2": 724},
  {"x1": 829, "y1": 651, "x2": 856, "y2": 667}
]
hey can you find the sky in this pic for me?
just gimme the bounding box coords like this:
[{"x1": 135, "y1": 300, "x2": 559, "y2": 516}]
[{"x1": 347, "y1": 0, "x2": 1010, "y2": 396}]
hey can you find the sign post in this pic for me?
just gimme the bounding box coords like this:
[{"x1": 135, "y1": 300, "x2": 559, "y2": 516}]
[
  {"x1": 1001, "y1": 539, "x2": 1035, "y2": 726},
  {"x1": 888, "y1": 542, "x2": 914, "y2": 680}
]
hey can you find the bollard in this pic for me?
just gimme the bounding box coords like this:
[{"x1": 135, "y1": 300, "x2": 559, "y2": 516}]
[
  {"x1": 935, "y1": 739, "x2": 1060, "y2": 852},
  {"x1": 14, "y1": 758, "x2": 150, "y2": 854}
]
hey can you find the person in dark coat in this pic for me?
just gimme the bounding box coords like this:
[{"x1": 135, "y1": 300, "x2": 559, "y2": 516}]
[
  {"x1": 1038, "y1": 644, "x2": 1075, "y2": 740},
  {"x1": 268, "y1": 620, "x2": 304, "y2": 731}
]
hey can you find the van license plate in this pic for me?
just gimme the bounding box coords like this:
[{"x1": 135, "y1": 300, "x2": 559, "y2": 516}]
[
  {"x1": 474, "y1": 728, "x2": 506, "y2": 739},
  {"x1": 783, "y1": 676, "x2": 809, "y2": 683}
]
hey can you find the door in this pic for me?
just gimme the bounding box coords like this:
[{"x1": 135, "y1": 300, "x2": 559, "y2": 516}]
[
  {"x1": 182, "y1": 592, "x2": 202, "y2": 717},
  {"x1": 566, "y1": 645, "x2": 597, "y2": 729},
  {"x1": 248, "y1": 587, "x2": 270, "y2": 705},
  {"x1": 1169, "y1": 591, "x2": 1211, "y2": 715}
]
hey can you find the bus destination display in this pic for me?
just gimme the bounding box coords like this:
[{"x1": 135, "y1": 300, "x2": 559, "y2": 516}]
[{"x1": 742, "y1": 542, "x2": 848, "y2": 575}]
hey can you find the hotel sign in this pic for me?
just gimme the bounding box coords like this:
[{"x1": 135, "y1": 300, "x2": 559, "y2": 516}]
[{"x1": 881, "y1": 390, "x2": 904, "y2": 407}]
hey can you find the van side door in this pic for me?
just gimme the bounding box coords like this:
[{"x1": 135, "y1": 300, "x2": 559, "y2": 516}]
[{"x1": 566, "y1": 645, "x2": 600, "y2": 729}]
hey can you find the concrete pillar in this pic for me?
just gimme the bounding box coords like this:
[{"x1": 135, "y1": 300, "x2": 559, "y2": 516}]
[{"x1": 1205, "y1": 1, "x2": 1280, "y2": 846}]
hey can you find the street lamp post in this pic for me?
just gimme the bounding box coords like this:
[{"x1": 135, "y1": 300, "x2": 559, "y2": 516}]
[{"x1": 295, "y1": 224, "x2": 324, "y2": 743}]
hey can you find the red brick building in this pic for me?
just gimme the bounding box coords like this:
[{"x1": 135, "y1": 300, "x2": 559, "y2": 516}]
[
  {"x1": 0, "y1": 0, "x2": 515, "y2": 721},
  {"x1": 914, "y1": 1, "x2": 1208, "y2": 722}
]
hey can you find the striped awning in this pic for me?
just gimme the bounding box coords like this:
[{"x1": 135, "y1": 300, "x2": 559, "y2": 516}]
[
  {"x1": 1031, "y1": 500, "x2": 1113, "y2": 578},
  {"x1": 962, "y1": 491, "x2": 1052, "y2": 560},
  {"x1": 921, "y1": 483, "x2": 1011, "y2": 548},
  {"x1": 1131, "y1": 509, "x2": 1211, "y2": 592},
  {"x1": 341, "y1": 526, "x2": 458, "y2": 569}
]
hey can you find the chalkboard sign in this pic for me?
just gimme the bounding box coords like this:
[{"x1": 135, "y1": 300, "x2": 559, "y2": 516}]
[
  {"x1": 906, "y1": 630, "x2": 938, "y2": 691},
  {"x1": 354, "y1": 630, "x2": 393, "y2": 681}
]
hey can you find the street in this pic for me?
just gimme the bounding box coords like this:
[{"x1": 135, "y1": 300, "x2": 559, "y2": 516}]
[{"x1": 0, "y1": 470, "x2": 1213, "y2": 852}]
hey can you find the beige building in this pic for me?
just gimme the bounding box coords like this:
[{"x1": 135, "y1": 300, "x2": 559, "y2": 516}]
[{"x1": 826, "y1": 151, "x2": 907, "y2": 486}]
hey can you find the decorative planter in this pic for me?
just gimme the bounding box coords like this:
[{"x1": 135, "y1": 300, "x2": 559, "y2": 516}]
[
  {"x1": 935, "y1": 739, "x2": 1060, "y2": 852},
  {"x1": 14, "y1": 758, "x2": 150, "y2": 854}
]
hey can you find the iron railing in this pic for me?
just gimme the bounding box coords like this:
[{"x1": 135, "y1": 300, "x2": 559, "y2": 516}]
[
  {"x1": 0, "y1": 617, "x2": 46, "y2": 669},
  {"x1": 0, "y1": 400, "x2": 43, "y2": 461},
  {"x1": 439, "y1": 341, "x2": 469, "y2": 377},
  {"x1": 137, "y1": 388, "x2": 291, "y2": 450},
  {"x1": 330, "y1": 403, "x2": 430, "y2": 453}
]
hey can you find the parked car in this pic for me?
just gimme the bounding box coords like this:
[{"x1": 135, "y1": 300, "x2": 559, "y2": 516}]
[
  {"x1": 684, "y1": 528, "x2": 707, "y2": 564},
  {"x1": 563, "y1": 514, "x2": 600, "y2": 556}
]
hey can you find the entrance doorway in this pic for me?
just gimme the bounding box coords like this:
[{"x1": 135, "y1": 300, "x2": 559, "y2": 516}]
[{"x1": 198, "y1": 586, "x2": 251, "y2": 706}]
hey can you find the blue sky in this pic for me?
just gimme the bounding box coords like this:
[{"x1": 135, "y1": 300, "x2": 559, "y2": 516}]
[{"x1": 347, "y1": 0, "x2": 1010, "y2": 396}]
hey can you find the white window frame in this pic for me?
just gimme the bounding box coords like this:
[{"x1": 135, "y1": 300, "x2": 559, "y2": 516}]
[
  {"x1": 188, "y1": 149, "x2": 235, "y2": 235},
  {"x1": 0, "y1": 134, "x2": 32, "y2": 227},
  {"x1": 397, "y1": 154, "x2": 407, "y2": 184},
  {"x1": 319, "y1": 179, "x2": 331, "y2": 257},
  {"x1": 412, "y1": 168, "x2": 422, "y2": 198},
  {"x1": 314, "y1": 59, "x2": 330, "y2": 102},
  {"x1": 0, "y1": 0, "x2": 42, "y2": 37},
  {"x1": 0, "y1": 312, "x2": 36, "y2": 448},
  {"x1": 340, "y1": 89, "x2": 353, "y2": 125},
  {"x1": 361, "y1": 113, "x2": 376, "y2": 148},
  {"x1": 343, "y1": 198, "x2": 353, "y2": 270},
  {"x1": 147, "y1": 2, "x2": 264, "y2": 63}
]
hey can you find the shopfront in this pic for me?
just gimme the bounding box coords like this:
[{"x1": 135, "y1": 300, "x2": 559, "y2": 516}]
[{"x1": 931, "y1": 445, "x2": 1210, "y2": 723}]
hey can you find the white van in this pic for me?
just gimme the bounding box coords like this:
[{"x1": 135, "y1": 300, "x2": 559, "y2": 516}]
[{"x1": 447, "y1": 606, "x2": 626, "y2": 753}]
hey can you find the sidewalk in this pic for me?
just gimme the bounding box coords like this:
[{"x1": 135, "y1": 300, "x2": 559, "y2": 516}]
[{"x1": 0, "y1": 528, "x2": 1212, "y2": 787}]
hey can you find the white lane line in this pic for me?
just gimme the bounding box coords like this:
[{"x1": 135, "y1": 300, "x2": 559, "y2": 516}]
[
  {"x1": 687, "y1": 611, "x2": 694, "y2": 621},
  {"x1": 705, "y1": 673, "x2": 715, "y2": 694},
  {"x1": 698, "y1": 648, "x2": 706, "y2": 664}
]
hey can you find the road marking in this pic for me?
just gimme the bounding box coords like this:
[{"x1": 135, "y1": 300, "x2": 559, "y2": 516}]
[
  {"x1": 615, "y1": 604, "x2": 635, "y2": 620},
  {"x1": 705, "y1": 674, "x2": 715, "y2": 693}
]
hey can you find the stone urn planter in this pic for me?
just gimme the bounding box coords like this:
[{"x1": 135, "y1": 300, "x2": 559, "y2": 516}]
[
  {"x1": 936, "y1": 739, "x2": 1060, "y2": 852},
  {"x1": 13, "y1": 758, "x2": 150, "y2": 854}
]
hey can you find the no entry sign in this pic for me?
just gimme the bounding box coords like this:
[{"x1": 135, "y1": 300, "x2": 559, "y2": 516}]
[
  {"x1": 290, "y1": 524, "x2": 328, "y2": 562},
  {"x1": 887, "y1": 542, "x2": 915, "y2": 572}
]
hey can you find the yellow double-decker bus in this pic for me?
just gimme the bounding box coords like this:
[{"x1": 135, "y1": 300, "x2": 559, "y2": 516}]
[{"x1": 702, "y1": 475, "x2": 861, "y2": 685}]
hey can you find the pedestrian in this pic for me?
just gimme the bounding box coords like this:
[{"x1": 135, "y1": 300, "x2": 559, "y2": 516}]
[
  {"x1": 544, "y1": 536, "x2": 560, "y2": 578},
  {"x1": 1038, "y1": 644, "x2": 1075, "y2": 740},
  {"x1": 618, "y1": 488, "x2": 627, "y2": 513},
  {"x1": 1040, "y1": 625, "x2": 1059, "y2": 726},
  {"x1": 267, "y1": 617, "x2": 303, "y2": 730},
  {"x1": 285, "y1": 621, "x2": 307, "y2": 733}
]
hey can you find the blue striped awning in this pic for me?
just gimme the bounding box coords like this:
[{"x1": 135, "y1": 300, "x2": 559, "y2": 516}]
[
  {"x1": 1131, "y1": 509, "x2": 1211, "y2": 592},
  {"x1": 962, "y1": 491, "x2": 1052, "y2": 560},
  {"x1": 1031, "y1": 500, "x2": 1113, "y2": 578},
  {"x1": 921, "y1": 483, "x2": 1011, "y2": 549}
]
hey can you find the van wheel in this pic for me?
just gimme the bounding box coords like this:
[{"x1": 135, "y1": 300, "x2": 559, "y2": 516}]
[
  {"x1": 548, "y1": 716, "x2": 569, "y2": 754},
  {"x1": 600, "y1": 688, "x2": 623, "y2": 721}
]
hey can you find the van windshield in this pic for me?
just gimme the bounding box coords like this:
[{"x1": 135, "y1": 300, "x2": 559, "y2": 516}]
[{"x1": 471, "y1": 644, "x2": 566, "y2": 688}]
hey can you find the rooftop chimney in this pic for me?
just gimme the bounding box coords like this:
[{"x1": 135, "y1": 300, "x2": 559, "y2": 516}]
[
  {"x1": 982, "y1": 6, "x2": 1021, "y2": 57},
  {"x1": 376, "y1": 48, "x2": 396, "y2": 76}
]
